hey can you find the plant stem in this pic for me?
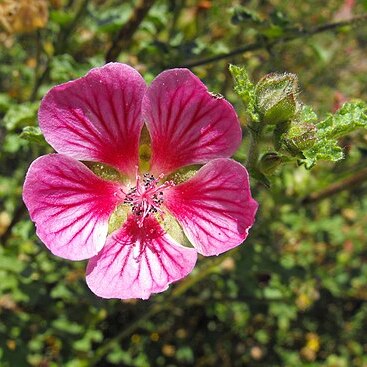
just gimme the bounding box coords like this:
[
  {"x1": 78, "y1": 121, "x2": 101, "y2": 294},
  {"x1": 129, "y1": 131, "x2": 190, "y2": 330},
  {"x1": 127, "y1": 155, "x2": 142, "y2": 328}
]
[{"x1": 246, "y1": 126, "x2": 261, "y2": 170}]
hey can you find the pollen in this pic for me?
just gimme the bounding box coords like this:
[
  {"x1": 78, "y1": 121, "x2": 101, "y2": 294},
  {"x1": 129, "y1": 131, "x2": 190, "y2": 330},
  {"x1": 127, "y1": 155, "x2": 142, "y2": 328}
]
[{"x1": 123, "y1": 173, "x2": 174, "y2": 227}]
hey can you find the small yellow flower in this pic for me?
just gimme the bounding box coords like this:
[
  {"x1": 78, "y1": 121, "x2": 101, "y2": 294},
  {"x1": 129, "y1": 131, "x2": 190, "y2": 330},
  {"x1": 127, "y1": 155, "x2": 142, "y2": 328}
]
[{"x1": 300, "y1": 333, "x2": 320, "y2": 361}]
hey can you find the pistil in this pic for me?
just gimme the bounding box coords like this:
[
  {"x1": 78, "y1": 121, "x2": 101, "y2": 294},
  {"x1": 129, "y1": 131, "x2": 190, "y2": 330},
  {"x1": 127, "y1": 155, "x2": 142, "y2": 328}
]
[{"x1": 124, "y1": 173, "x2": 174, "y2": 227}]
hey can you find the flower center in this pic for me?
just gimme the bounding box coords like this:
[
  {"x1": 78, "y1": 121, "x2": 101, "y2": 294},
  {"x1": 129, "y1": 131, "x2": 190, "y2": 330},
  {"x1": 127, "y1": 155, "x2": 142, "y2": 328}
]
[{"x1": 123, "y1": 173, "x2": 174, "y2": 227}]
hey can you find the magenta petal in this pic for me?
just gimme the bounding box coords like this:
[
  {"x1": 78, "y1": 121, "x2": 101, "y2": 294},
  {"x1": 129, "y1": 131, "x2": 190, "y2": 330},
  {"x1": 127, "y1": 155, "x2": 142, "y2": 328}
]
[
  {"x1": 142, "y1": 69, "x2": 242, "y2": 175},
  {"x1": 23, "y1": 154, "x2": 123, "y2": 260},
  {"x1": 164, "y1": 158, "x2": 258, "y2": 256},
  {"x1": 86, "y1": 215, "x2": 197, "y2": 299},
  {"x1": 39, "y1": 63, "x2": 146, "y2": 177}
]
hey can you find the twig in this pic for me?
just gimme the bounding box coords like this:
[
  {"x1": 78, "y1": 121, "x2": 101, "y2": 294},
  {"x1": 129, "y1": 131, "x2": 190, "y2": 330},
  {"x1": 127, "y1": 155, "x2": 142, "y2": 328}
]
[
  {"x1": 302, "y1": 166, "x2": 367, "y2": 204},
  {"x1": 105, "y1": 0, "x2": 156, "y2": 63},
  {"x1": 177, "y1": 13, "x2": 367, "y2": 68}
]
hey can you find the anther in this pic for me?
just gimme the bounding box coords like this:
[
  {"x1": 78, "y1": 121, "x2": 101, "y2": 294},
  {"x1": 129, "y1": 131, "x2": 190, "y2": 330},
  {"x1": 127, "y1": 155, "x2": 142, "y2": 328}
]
[{"x1": 123, "y1": 173, "x2": 175, "y2": 227}]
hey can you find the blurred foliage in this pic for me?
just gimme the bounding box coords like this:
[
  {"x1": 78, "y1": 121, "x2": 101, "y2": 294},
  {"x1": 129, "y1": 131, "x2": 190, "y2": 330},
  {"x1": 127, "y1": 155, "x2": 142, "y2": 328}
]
[{"x1": 1, "y1": 0, "x2": 367, "y2": 366}]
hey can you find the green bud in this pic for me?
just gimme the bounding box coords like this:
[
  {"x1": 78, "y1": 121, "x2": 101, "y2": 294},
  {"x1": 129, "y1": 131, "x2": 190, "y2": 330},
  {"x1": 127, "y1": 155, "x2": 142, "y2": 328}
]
[
  {"x1": 259, "y1": 152, "x2": 283, "y2": 175},
  {"x1": 281, "y1": 121, "x2": 317, "y2": 155},
  {"x1": 255, "y1": 72, "x2": 299, "y2": 125}
]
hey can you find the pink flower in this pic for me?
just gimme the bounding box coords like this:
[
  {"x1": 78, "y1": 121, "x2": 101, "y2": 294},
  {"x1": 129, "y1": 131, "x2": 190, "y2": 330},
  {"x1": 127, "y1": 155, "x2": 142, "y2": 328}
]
[{"x1": 23, "y1": 63, "x2": 258, "y2": 299}]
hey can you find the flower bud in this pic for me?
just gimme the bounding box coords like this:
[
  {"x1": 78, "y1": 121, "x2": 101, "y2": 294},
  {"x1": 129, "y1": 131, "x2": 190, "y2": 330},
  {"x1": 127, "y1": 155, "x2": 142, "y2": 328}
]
[
  {"x1": 259, "y1": 152, "x2": 283, "y2": 175},
  {"x1": 281, "y1": 121, "x2": 317, "y2": 155},
  {"x1": 255, "y1": 73, "x2": 299, "y2": 125}
]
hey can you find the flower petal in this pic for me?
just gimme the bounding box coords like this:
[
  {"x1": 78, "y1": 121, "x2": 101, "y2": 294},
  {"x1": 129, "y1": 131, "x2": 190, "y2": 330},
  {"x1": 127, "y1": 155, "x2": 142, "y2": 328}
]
[
  {"x1": 142, "y1": 69, "x2": 242, "y2": 175},
  {"x1": 23, "y1": 154, "x2": 123, "y2": 260},
  {"x1": 39, "y1": 63, "x2": 146, "y2": 177},
  {"x1": 86, "y1": 215, "x2": 197, "y2": 299},
  {"x1": 164, "y1": 158, "x2": 258, "y2": 256}
]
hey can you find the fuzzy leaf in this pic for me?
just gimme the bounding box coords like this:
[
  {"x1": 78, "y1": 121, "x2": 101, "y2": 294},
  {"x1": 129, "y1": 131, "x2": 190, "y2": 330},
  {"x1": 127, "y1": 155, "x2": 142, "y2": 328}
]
[
  {"x1": 295, "y1": 105, "x2": 318, "y2": 124},
  {"x1": 229, "y1": 64, "x2": 260, "y2": 122},
  {"x1": 317, "y1": 101, "x2": 367, "y2": 139},
  {"x1": 300, "y1": 102, "x2": 367, "y2": 168},
  {"x1": 302, "y1": 140, "x2": 343, "y2": 169}
]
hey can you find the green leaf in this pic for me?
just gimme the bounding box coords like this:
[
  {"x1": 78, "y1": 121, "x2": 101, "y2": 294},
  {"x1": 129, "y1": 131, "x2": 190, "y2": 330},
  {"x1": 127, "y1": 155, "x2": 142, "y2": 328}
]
[
  {"x1": 229, "y1": 64, "x2": 260, "y2": 122},
  {"x1": 300, "y1": 101, "x2": 367, "y2": 168},
  {"x1": 93, "y1": 3, "x2": 132, "y2": 33},
  {"x1": 19, "y1": 126, "x2": 48, "y2": 146},
  {"x1": 262, "y1": 24, "x2": 284, "y2": 39},
  {"x1": 52, "y1": 317, "x2": 83, "y2": 335},
  {"x1": 50, "y1": 283, "x2": 73, "y2": 299},
  {"x1": 50, "y1": 10, "x2": 74, "y2": 26},
  {"x1": 50, "y1": 55, "x2": 101, "y2": 83},
  {"x1": 0, "y1": 93, "x2": 12, "y2": 113},
  {"x1": 302, "y1": 140, "x2": 343, "y2": 169},
  {"x1": 3, "y1": 134, "x2": 26, "y2": 153},
  {"x1": 317, "y1": 101, "x2": 367, "y2": 139},
  {"x1": 0, "y1": 254, "x2": 24, "y2": 273},
  {"x1": 176, "y1": 346, "x2": 194, "y2": 363},
  {"x1": 295, "y1": 105, "x2": 318, "y2": 124},
  {"x1": 3, "y1": 102, "x2": 39, "y2": 131}
]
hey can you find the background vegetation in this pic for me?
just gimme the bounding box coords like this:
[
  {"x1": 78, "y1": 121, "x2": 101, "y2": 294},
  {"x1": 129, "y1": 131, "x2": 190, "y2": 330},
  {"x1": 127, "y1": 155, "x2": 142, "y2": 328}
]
[{"x1": 1, "y1": 0, "x2": 367, "y2": 366}]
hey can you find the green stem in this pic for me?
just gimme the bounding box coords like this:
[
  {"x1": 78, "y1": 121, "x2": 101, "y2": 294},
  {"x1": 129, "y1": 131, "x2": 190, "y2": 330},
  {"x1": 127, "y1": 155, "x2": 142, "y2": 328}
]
[
  {"x1": 246, "y1": 126, "x2": 261, "y2": 170},
  {"x1": 246, "y1": 124, "x2": 271, "y2": 187}
]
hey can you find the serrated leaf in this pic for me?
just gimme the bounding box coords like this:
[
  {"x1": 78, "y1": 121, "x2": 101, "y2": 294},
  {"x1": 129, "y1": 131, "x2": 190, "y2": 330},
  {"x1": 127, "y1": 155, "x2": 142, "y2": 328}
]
[
  {"x1": 302, "y1": 140, "x2": 343, "y2": 169},
  {"x1": 299, "y1": 102, "x2": 367, "y2": 168},
  {"x1": 229, "y1": 64, "x2": 260, "y2": 122},
  {"x1": 295, "y1": 105, "x2": 318, "y2": 124},
  {"x1": 317, "y1": 101, "x2": 367, "y2": 139}
]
